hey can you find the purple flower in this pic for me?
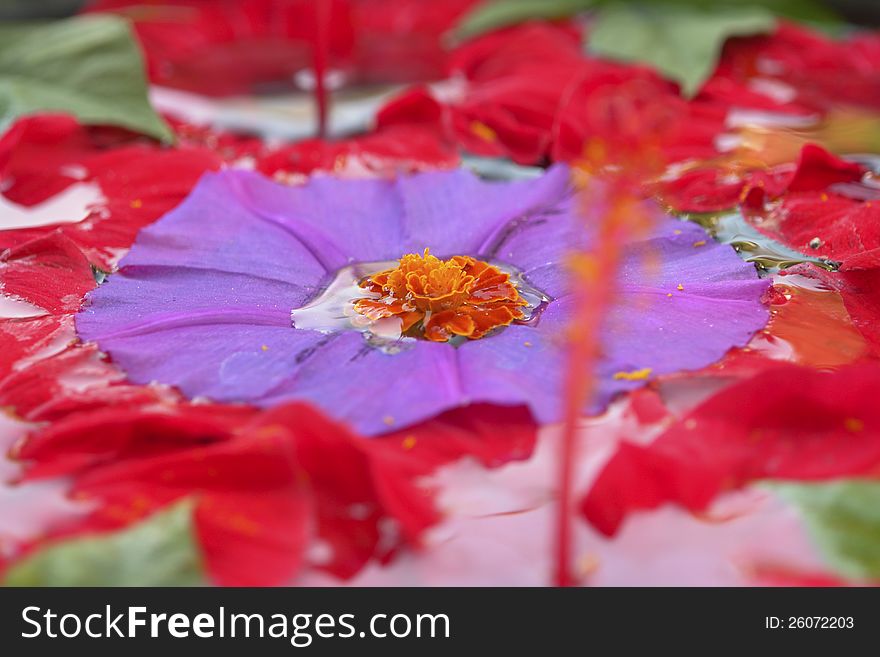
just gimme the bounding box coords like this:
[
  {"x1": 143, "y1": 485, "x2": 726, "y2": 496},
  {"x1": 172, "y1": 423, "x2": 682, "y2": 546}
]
[{"x1": 76, "y1": 165, "x2": 768, "y2": 435}]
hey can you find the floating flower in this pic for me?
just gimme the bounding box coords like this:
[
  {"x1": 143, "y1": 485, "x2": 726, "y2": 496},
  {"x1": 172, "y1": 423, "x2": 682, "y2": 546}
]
[{"x1": 75, "y1": 165, "x2": 769, "y2": 435}]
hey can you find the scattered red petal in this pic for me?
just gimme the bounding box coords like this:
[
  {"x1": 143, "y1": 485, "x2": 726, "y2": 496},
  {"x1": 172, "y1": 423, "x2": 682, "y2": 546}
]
[
  {"x1": 582, "y1": 363, "x2": 880, "y2": 536},
  {"x1": 0, "y1": 115, "x2": 223, "y2": 269},
  {"x1": 11, "y1": 402, "x2": 442, "y2": 585},
  {"x1": 0, "y1": 343, "x2": 164, "y2": 424},
  {"x1": 87, "y1": 0, "x2": 479, "y2": 96},
  {"x1": 0, "y1": 232, "x2": 94, "y2": 315},
  {"x1": 784, "y1": 265, "x2": 880, "y2": 358},
  {"x1": 373, "y1": 403, "x2": 537, "y2": 473},
  {"x1": 257, "y1": 124, "x2": 459, "y2": 179}
]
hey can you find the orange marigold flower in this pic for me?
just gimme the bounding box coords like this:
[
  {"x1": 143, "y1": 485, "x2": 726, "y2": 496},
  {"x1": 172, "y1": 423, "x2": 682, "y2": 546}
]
[{"x1": 353, "y1": 248, "x2": 528, "y2": 342}]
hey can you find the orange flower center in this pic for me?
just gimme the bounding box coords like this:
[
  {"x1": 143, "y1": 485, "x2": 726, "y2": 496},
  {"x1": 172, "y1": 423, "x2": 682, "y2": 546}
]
[{"x1": 352, "y1": 249, "x2": 528, "y2": 342}]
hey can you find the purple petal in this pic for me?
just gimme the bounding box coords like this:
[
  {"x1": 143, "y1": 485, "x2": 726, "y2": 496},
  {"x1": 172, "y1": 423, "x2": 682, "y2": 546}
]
[
  {"x1": 124, "y1": 172, "x2": 329, "y2": 303},
  {"x1": 260, "y1": 334, "x2": 462, "y2": 435},
  {"x1": 396, "y1": 163, "x2": 573, "y2": 256},
  {"x1": 224, "y1": 171, "x2": 406, "y2": 266},
  {"x1": 78, "y1": 322, "x2": 324, "y2": 401},
  {"x1": 217, "y1": 166, "x2": 571, "y2": 267}
]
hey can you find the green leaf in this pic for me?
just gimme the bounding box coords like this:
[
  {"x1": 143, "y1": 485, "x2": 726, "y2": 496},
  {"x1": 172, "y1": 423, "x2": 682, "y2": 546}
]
[
  {"x1": 453, "y1": 0, "x2": 838, "y2": 42},
  {"x1": 454, "y1": 0, "x2": 595, "y2": 40},
  {"x1": 774, "y1": 480, "x2": 880, "y2": 581},
  {"x1": 588, "y1": 4, "x2": 776, "y2": 97},
  {"x1": 0, "y1": 15, "x2": 173, "y2": 142},
  {"x1": 3, "y1": 500, "x2": 206, "y2": 586}
]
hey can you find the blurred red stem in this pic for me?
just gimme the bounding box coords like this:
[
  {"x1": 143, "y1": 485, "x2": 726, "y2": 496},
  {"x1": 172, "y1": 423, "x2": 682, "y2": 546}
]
[
  {"x1": 312, "y1": 0, "x2": 331, "y2": 139},
  {"x1": 554, "y1": 192, "x2": 631, "y2": 587}
]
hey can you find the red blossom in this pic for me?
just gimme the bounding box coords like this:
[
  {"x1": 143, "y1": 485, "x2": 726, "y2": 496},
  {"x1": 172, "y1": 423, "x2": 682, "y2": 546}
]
[
  {"x1": 378, "y1": 19, "x2": 880, "y2": 169},
  {"x1": 552, "y1": 70, "x2": 725, "y2": 167},
  {"x1": 348, "y1": 0, "x2": 481, "y2": 84},
  {"x1": 581, "y1": 363, "x2": 880, "y2": 536},
  {"x1": 85, "y1": 0, "x2": 355, "y2": 97}
]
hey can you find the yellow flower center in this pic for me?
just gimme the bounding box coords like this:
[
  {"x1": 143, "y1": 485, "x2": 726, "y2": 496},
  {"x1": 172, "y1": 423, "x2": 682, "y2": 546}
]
[{"x1": 352, "y1": 249, "x2": 528, "y2": 342}]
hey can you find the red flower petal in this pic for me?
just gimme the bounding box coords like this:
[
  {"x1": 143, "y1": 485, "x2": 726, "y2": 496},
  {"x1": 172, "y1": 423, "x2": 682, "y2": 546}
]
[
  {"x1": 0, "y1": 233, "x2": 96, "y2": 381},
  {"x1": 0, "y1": 343, "x2": 164, "y2": 424},
  {"x1": 784, "y1": 265, "x2": 880, "y2": 358},
  {"x1": 73, "y1": 428, "x2": 312, "y2": 586},
  {"x1": 0, "y1": 232, "x2": 94, "y2": 315},
  {"x1": 12, "y1": 400, "x2": 447, "y2": 585},
  {"x1": 581, "y1": 363, "x2": 880, "y2": 536},
  {"x1": 257, "y1": 124, "x2": 459, "y2": 179},
  {"x1": 14, "y1": 402, "x2": 256, "y2": 480},
  {"x1": 658, "y1": 144, "x2": 865, "y2": 214},
  {"x1": 0, "y1": 115, "x2": 223, "y2": 269},
  {"x1": 373, "y1": 403, "x2": 537, "y2": 473},
  {"x1": 87, "y1": 0, "x2": 479, "y2": 95}
]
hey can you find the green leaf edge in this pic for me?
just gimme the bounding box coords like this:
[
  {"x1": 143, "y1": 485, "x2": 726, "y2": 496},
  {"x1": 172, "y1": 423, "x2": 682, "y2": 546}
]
[
  {"x1": 0, "y1": 14, "x2": 174, "y2": 143},
  {"x1": 3, "y1": 499, "x2": 206, "y2": 587},
  {"x1": 770, "y1": 479, "x2": 880, "y2": 582}
]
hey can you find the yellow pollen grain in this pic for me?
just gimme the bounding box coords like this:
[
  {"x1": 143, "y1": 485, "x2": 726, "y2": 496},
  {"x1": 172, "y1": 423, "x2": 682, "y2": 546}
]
[
  {"x1": 613, "y1": 367, "x2": 652, "y2": 381},
  {"x1": 523, "y1": 341, "x2": 533, "y2": 347},
  {"x1": 577, "y1": 553, "x2": 600, "y2": 578},
  {"x1": 666, "y1": 292, "x2": 673, "y2": 298},
  {"x1": 673, "y1": 229, "x2": 682, "y2": 235},
  {"x1": 693, "y1": 240, "x2": 706, "y2": 247},
  {"x1": 676, "y1": 283, "x2": 684, "y2": 291},
  {"x1": 130, "y1": 198, "x2": 142, "y2": 208},
  {"x1": 383, "y1": 415, "x2": 395, "y2": 426},
  {"x1": 470, "y1": 121, "x2": 497, "y2": 143},
  {"x1": 402, "y1": 435, "x2": 417, "y2": 450},
  {"x1": 254, "y1": 424, "x2": 285, "y2": 440},
  {"x1": 844, "y1": 417, "x2": 864, "y2": 433},
  {"x1": 261, "y1": 344, "x2": 269, "y2": 351},
  {"x1": 820, "y1": 193, "x2": 829, "y2": 202}
]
